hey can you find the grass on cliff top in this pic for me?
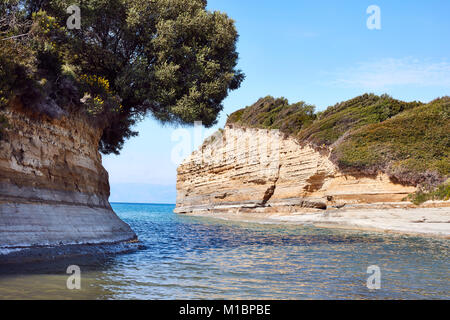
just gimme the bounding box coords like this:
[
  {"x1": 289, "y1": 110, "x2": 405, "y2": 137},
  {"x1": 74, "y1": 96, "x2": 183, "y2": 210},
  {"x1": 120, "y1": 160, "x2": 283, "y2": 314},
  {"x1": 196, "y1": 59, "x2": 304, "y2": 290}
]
[
  {"x1": 226, "y1": 94, "x2": 450, "y2": 187},
  {"x1": 332, "y1": 97, "x2": 450, "y2": 186},
  {"x1": 297, "y1": 93, "x2": 423, "y2": 146},
  {"x1": 226, "y1": 96, "x2": 316, "y2": 135}
]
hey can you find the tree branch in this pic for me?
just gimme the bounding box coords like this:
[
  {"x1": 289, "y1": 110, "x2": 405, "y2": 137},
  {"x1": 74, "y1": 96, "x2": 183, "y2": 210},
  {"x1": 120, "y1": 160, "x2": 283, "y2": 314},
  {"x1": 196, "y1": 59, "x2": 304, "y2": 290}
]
[{"x1": 1, "y1": 33, "x2": 29, "y2": 41}]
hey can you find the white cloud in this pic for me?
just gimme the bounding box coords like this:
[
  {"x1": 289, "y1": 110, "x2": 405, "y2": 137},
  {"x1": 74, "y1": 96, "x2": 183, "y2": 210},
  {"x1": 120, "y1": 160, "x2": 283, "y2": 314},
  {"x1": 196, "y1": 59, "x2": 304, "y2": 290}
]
[{"x1": 329, "y1": 57, "x2": 450, "y2": 89}]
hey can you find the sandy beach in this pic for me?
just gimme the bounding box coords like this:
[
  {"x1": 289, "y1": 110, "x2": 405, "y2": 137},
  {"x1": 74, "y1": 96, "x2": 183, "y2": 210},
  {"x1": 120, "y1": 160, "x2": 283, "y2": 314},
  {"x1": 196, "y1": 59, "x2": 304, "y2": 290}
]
[{"x1": 185, "y1": 204, "x2": 450, "y2": 239}]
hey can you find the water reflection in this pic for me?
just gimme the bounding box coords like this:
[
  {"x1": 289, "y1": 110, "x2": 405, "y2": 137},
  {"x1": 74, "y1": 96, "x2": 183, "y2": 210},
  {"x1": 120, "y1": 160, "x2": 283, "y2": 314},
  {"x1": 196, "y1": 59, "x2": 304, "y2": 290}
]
[{"x1": 0, "y1": 203, "x2": 449, "y2": 300}]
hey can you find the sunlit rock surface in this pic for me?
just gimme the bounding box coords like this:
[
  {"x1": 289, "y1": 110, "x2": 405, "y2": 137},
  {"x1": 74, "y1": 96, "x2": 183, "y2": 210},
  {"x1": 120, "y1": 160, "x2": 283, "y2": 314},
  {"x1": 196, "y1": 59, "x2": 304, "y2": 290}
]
[
  {"x1": 0, "y1": 103, "x2": 136, "y2": 252},
  {"x1": 175, "y1": 126, "x2": 417, "y2": 214}
]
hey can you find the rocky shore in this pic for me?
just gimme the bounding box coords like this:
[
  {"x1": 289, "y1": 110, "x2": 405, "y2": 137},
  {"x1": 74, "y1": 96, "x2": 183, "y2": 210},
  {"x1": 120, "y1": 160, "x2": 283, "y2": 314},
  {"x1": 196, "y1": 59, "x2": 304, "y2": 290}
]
[{"x1": 175, "y1": 125, "x2": 450, "y2": 238}]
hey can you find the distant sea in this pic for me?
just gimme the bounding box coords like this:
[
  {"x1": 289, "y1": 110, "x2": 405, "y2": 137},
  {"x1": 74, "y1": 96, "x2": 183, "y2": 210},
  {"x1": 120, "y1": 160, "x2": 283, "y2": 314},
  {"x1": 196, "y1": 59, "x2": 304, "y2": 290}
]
[
  {"x1": 109, "y1": 184, "x2": 176, "y2": 204},
  {"x1": 0, "y1": 203, "x2": 448, "y2": 299}
]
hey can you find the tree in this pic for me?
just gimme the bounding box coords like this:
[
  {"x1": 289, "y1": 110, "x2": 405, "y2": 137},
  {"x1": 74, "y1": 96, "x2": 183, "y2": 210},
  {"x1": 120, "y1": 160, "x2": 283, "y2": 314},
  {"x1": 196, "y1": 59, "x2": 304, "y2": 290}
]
[{"x1": 0, "y1": 0, "x2": 244, "y2": 154}]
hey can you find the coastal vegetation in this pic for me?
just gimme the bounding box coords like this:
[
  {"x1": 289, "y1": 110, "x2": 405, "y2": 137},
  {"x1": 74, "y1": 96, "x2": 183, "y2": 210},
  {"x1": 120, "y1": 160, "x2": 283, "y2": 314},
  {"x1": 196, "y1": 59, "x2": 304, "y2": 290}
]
[
  {"x1": 227, "y1": 94, "x2": 450, "y2": 189},
  {"x1": 407, "y1": 181, "x2": 450, "y2": 205},
  {"x1": 227, "y1": 96, "x2": 316, "y2": 135},
  {"x1": 0, "y1": 0, "x2": 243, "y2": 154}
]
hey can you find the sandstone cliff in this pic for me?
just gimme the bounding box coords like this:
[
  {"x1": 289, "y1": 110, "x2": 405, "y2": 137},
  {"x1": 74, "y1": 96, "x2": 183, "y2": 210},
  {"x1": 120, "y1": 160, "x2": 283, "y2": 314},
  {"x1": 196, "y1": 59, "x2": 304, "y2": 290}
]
[
  {"x1": 0, "y1": 103, "x2": 136, "y2": 252},
  {"x1": 175, "y1": 125, "x2": 418, "y2": 214}
]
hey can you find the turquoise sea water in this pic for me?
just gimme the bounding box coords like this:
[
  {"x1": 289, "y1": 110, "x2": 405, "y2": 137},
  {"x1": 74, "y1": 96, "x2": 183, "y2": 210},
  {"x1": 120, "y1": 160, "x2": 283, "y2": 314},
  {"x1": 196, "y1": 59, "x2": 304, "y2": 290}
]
[{"x1": 0, "y1": 203, "x2": 449, "y2": 299}]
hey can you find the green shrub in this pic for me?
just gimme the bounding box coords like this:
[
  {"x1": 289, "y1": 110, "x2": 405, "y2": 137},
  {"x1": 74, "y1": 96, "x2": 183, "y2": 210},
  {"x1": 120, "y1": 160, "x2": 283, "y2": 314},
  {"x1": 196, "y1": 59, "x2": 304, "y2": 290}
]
[
  {"x1": 408, "y1": 183, "x2": 450, "y2": 205},
  {"x1": 226, "y1": 96, "x2": 316, "y2": 135},
  {"x1": 333, "y1": 97, "x2": 449, "y2": 186},
  {"x1": 298, "y1": 93, "x2": 422, "y2": 146}
]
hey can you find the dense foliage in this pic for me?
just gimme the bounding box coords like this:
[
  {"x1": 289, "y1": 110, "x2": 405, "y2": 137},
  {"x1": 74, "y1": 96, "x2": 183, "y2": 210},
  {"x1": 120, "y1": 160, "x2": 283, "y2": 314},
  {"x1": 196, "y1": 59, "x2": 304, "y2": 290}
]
[
  {"x1": 227, "y1": 94, "x2": 450, "y2": 188},
  {"x1": 0, "y1": 0, "x2": 244, "y2": 154},
  {"x1": 333, "y1": 97, "x2": 449, "y2": 186},
  {"x1": 298, "y1": 94, "x2": 422, "y2": 146},
  {"x1": 227, "y1": 96, "x2": 316, "y2": 135}
]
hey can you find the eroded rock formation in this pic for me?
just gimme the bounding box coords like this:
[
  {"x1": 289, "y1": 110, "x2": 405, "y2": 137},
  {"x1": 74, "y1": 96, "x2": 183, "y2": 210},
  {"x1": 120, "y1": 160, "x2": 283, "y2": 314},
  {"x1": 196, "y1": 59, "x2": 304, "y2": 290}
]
[
  {"x1": 0, "y1": 103, "x2": 136, "y2": 250},
  {"x1": 175, "y1": 125, "x2": 417, "y2": 214}
]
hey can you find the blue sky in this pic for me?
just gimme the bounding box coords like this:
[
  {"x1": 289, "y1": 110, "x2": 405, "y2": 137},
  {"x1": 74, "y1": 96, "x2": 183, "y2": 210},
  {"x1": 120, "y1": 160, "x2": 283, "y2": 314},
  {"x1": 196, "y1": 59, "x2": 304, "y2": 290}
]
[{"x1": 104, "y1": 0, "x2": 450, "y2": 203}]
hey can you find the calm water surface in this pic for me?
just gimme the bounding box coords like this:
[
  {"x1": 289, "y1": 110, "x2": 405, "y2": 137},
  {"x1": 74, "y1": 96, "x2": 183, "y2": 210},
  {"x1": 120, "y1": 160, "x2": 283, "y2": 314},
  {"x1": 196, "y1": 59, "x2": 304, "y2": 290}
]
[{"x1": 0, "y1": 203, "x2": 448, "y2": 299}]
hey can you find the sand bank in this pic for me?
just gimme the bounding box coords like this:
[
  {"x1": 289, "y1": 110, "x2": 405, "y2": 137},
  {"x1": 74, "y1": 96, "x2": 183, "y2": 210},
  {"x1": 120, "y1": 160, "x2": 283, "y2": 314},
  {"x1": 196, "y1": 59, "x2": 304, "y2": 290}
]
[{"x1": 185, "y1": 205, "x2": 450, "y2": 239}]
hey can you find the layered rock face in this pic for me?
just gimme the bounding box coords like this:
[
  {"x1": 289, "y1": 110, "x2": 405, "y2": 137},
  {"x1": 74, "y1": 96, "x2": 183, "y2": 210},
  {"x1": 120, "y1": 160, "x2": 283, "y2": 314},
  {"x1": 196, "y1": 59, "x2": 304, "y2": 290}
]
[
  {"x1": 175, "y1": 126, "x2": 417, "y2": 214},
  {"x1": 0, "y1": 104, "x2": 136, "y2": 250}
]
